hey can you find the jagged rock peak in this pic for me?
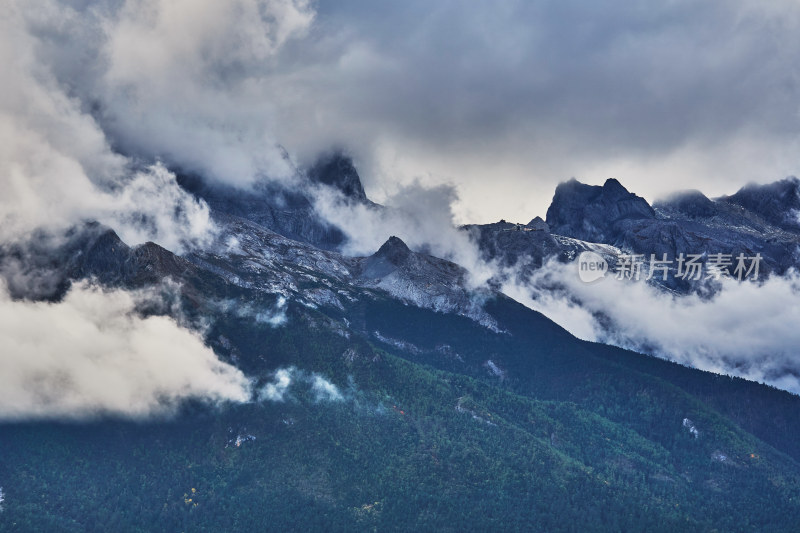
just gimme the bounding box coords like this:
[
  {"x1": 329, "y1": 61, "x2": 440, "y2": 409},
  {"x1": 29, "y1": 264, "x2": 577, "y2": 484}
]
[
  {"x1": 601, "y1": 178, "x2": 630, "y2": 198},
  {"x1": 725, "y1": 176, "x2": 799, "y2": 204},
  {"x1": 737, "y1": 176, "x2": 799, "y2": 193},
  {"x1": 545, "y1": 177, "x2": 654, "y2": 242},
  {"x1": 653, "y1": 189, "x2": 716, "y2": 218},
  {"x1": 721, "y1": 176, "x2": 800, "y2": 231},
  {"x1": 374, "y1": 236, "x2": 412, "y2": 265},
  {"x1": 359, "y1": 236, "x2": 412, "y2": 279},
  {"x1": 724, "y1": 177, "x2": 800, "y2": 206},
  {"x1": 308, "y1": 151, "x2": 367, "y2": 202},
  {"x1": 526, "y1": 216, "x2": 549, "y2": 231}
]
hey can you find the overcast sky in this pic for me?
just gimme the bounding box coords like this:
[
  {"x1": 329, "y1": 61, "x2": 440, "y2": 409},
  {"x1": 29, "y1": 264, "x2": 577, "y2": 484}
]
[
  {"x1": 6, "y1": 0, "x2": 800, "y2": 229},
  {"x1": 288, "y1": 0, "x2": 800, "y2": 222}
]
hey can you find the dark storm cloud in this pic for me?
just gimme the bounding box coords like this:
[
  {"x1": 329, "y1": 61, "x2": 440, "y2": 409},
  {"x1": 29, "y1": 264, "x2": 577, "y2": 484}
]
[{"x1": 309, "y1": 0, "x2": 800, "y2": 147}]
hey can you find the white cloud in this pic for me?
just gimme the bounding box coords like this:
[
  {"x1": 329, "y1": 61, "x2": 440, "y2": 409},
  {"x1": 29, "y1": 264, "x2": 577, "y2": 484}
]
[
  {"x1": 258, "y1": 366, "x2": 344, "y2": 403},
  {"x1": 107, "y1": 163, "x2": 216, "y2": 253},
  {"x1": 240, "y1": 296, "x2": 288, "y2": 327},
  {"x1": 260, "y1": 367, "x2": 294, "y2": 402},
  {"x1": 314, "y1": 182, "x2": 495, "y2": 287},
  {"x1": 310, "y1": 374, "x2": 344, "y2": 402},
  {"x1": 0, "y1": 281, "x2": 252, "y2": 419},
  {"x1": 9, "y1": 0, "x2": 800, "y2": 229},
  {"x1": 0, "y1": 1, "x2": 217, "y2": 252},
  {"x1": 274, "y1": 0, "x2": 800, "y2": 224},
  {"x1": 98, "y1": 0, "x2": 314, "y2": 186},
  {"x1": 510, "y1": 259, "x2": 800, "y2": 394}
]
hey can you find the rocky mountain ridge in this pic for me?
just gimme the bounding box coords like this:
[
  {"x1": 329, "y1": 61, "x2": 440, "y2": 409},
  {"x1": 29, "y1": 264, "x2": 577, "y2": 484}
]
[
  {"x1": 473, "y1": 176, "x2": 800, "y2": 292},
  {"x1": 4, "y1": 154, "x2": 800, "y2": 531}
]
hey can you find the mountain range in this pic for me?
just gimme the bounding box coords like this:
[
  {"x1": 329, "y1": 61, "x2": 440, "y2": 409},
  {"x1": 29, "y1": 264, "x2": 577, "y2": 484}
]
[{"x1": 2, "y1": 155, "x2": 800, "y2": 531}]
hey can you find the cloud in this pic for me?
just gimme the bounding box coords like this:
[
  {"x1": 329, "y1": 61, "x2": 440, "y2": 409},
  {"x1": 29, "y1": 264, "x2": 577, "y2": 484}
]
[
  {"x1": 0, "y1": 281, "x2": 251, "y2": 419},
  {"x1": 298, "y1": 0, "x2": 800, "y2": 223},
  {"x1": 0, "y1": 1, "x2": 217, "y2": 252},
  {"x1": 258, "y1": 366, "x2": 344, "y2": 403},
  {"x1": 11, "y1": 0, "x2": 800, "y2": 230},
  {"x1": 14, "y1": 0, "x2": 314, "y2": 189},
  {"x1": 228, "y1": 296, "x2": 288, "y2": 327},
  {"x1": 310, "y1": 374, "x2": 344, "y2": 402},
  {"x1": 98, "y1": 0, "x2": 314, "y2": 186},
  {"x1": 104, "y1": 163, "x2": 217, "y2": 252},
  {"x1": 260, "y1": 367, "x2": 294, "y2": 401},
  {"x1": 507, "y1": 259, "x2": 800, "y2": 394},
  {"x1": 314, "y1": 181, "x2": 495, "y2": 287}
]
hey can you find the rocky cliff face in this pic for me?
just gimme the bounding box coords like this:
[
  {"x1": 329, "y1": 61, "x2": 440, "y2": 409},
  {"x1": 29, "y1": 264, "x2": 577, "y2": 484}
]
[
  {"x1": 357, "y1": 236, "x2": 499, "y2": 329},
  {"x1": 176, "y1": 152, "x2": 372, "y2": 251},
  {"x1": 545, "y1": 178, "x2": 655, "y2": 243},
  {"x1": 653, "y1": 189, "x2": 717, "y2": 219},
  {"x1": 720, "y1": 177, "x2": 800, "y2": 232},
  {"x1": 0, "y1": 221, "x2": 216, "y2": 307},
  {"x1": 308, "y1": 151, "x2": 368, "y2": 202}
]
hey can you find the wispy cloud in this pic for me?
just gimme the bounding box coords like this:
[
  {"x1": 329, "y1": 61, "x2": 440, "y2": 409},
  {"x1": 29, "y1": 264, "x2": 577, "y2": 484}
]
[
  {"x1": 258, "y1": 366, "x2": 344, "y2": 403},
  {"x1": 215, "y1": 296, "x2": 289, "y2": 327},
  {"x1": 314, "y1": 181, "x2": 495, "y2": 287}
]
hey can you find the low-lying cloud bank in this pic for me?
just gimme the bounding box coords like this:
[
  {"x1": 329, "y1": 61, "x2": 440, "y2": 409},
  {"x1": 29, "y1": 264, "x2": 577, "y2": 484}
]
[
  {"x1": 507, "y1": 260, "x2": 800, "y2": 394},
  {"x1": 0, "y1": 282, "x2": 251, "y2": 419}
]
